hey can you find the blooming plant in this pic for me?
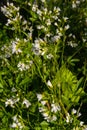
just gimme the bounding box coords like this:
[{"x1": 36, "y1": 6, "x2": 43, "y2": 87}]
[{"x1": 0, "y1": 0, "x2": 87, "y2": 129}]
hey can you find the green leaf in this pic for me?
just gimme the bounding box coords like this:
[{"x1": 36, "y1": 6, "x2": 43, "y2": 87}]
[
  {"x1": 77, "y1": 77, "x2": 84, "y2": 88},
  {"x1": 54, "y1": 66, "x2": 84, "y2": 108},
  {"x1": 67, "y1": 57, "x2": 79, "y2": 66},
  {"x1": 0, "y1": 83, "x2": 3, "y2": 93},
  {"x1": 19, "y1": 77, "x2": 30, "y2": 86},
  {"x1": 40, "y1": 121, "x2": 49, "y2": 127},
  {"x1": 2, "y1": 116, "x2": 7, "y2": 124},
  {"x1": 0, "y1": 111, "x2": 4, "y2": 117},
  {"x1": 62, "y1": 95, "x2": 70, "y2": 106},
  {"x1": 0, "y1": 128, "x2": 7, "y2": 130},
  {"x1": 30, "y1": 11, "x2": 38, "y2": 22},
  {"x1": 34, "y1": 127, "x2": 41, "y2": 130}
]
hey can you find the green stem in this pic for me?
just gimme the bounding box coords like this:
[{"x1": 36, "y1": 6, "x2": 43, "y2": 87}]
[{"x1": 61, "y1": 35, "x2": 66, "y2": 65}]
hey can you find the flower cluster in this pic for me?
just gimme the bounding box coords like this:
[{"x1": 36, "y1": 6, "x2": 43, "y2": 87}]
[
  {"x1": 1, "y1": 2, "x2": 20, "y2": 18},
  {"x1": 32, "y1": 38, "x2": 47, "y2": 56},
  {"x1": 22, "y1": 98, "x2": 31, "y2": 108},
  {"x1": 37, "y1": 93, "x2": 61, "y2": 122},
  {"x1": 5, "y1": 95, "x2": 20, "y2": 108},
  {"x1": 5, "y1": 93, "x2": 31, "y2": 109},
  {"x1": 17, "y1": 61, "x2": 30, "y2": 71},
  {"x1": 65, "y1": 108, "x2": 87, "y2": 130},
  {"x1": 10, "y1": 115, "x2": 24, "y2": 129},
  {"x1": 72, "y1": 0, "x2": 85, "y2": 8},
  {"x1": 1, "y1": 2, "x2": 29, "y2": 32},
  {"x1": 11, "y1": 38, "x2": 22, "y2": 54}
]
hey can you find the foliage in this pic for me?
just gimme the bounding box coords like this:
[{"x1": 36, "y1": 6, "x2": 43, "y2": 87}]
[{"x1": 0, "y1": 0, "x2": 87, "y2": 129}]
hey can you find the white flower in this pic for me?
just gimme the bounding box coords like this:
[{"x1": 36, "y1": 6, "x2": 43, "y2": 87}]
[
  {"x1": 17, "y1": 122, "x2": 23, "y2": 129},
  {"x1": 47, "y1": 54, "x2": 53, "y2": 59},
  {"x1": 22, "y1": 99, "x2": 31, "y2": 108},
  {"x1": 37, "y1": 25, "x2": 42, "y2": 29},
  {"x1": 42, "y1": 112, "x2": 49, "y2": 118},
  {"x1": 28, "y1": 2, "x2": 31, "y2": 6},
  {"x1": 11, "y1": 38, "x2": 22, "y2": 54},
  {"x1": 51, "y1": 115, "x2": 57, "y2": 121},
  {"x1": 54, "y1": 7, "x2": 61, "y2": 13},
  {"x1": 32, "y1": 39, "x2": 41, "y2": 55},
  {"x1": 37, "y1": 9, "x2": 42, "y2": 16},
  {"x1": 46, "y1": 33, "x2": 51, "y2": 37},
  {"x1": 46, "y1": 19, "x2": 51, "y2": 26},
  {"x1": 82, "y1": 38, "x2": 86, "y2": 42},
  {"x1": 11, "y1": 87, "x2": 17, "y2": 92},
  {"x1": 56, "y1": 29, "x2": 62, "y2": 36},
  {"x1": 77, "y1": 112, "x2": 81, "y2": 117},
  {"x1": 44, "y1": 116, "x2": 50, "y2": 122},
  {"x1": 65, "y1": 25, "x2": 70, "y2": 30},
  {"x1": 1, "y1": 2, "x2": 20, "y2": 18},
  {"x1": 69, "y1": 33, "x2": 73, "y2": 37},
  {"x1": 14, "y1": 97, "x2": 20, "y2": 103},
  {"x1": 67, "y1": 41, "x2": 77, "y2": 47},
  {"x1": 42, "y1": 112, "x2": 57, "y2": 122},
  {"x1": 72, "y1": 2, "x2": 77, "y2": 8},
  {"x1": 5, "y1": 99, "x2": 14, "y2": 108},
  {"x1": 6, "y1": 19, "x2": 12, "y2": 26},
  {"x1": 10, "y1": 122, "x2": 17, "y2": 128},
  {"x1": 41, "y1": 101, "x2": 47, "y2": 105},
  {"x1": 5, "y1": 95, "x2": 20, "y2": 108},
  {"x1": 11, "y1": 115, "x2": 24, "y2": 129},
  {"x1": 37, "y1": 25, "x2": 44, "y2": 29},
  {"x1": 51, "y1": 103, "x2": 61, "y2": 113},
  {"x1": 42, "y1": 112, "x2": 50, "y2": 122},
  {"x1": 39, "y1": 107, "x2": 46, "y2": 112},
  {"x1": 12, "y1": 115, "x2": 18, "y2": 122},
  {"x1": 66, "y1": 113, "x2": 70, "y2": 123},
  {"x1": 17, "y1": 62, "x2": 25, "y2": 71},
  {"x1": 22, "y1": 20, "x2": 27, "y2": 25},
  {"x1": 32, "y1": 4, "x2": 38, "y2": 12},
  {"x1": 52, "y1": 15, "x2": 58, "y2": 20},
  {"x1": 63, "y1": 17, "x2": 68, "y2": 22},
  {"x1": 80, "y1": 121, "x2": 84, "y2": 126},
  {"x1": 51, "y1": 35, "x2": 60, "y2": 42},
  {"x1": 54, "y1": 22, "x2": 58, "y2": 26},
  {"x1": 36, "y1": 93, "x2": 43, "y2": 101},
  {"x1": 72, "y1": 108, "x2": 77, "y2": 114},
  {"x1": 1, "y1": 6, "x2": 7, "y2": 14},
  {"x1": 28, "y1": 32, "x2": 32, "y2": 40},
  {"x1": 76, "y1": 0, "x2": 80, "y2": 5},
  {"x1": 47, "y1": 80, "x2": 53, "y2": 88},
  {"x1": 41, "y1": 0, "x2": 45, "y2": 2},
  {"x1": 17, "y1": 62, "x2": 30, "y2": 71},
  {"x1": 43, "y1": 8, "x2": 47, "y2": 15}
]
